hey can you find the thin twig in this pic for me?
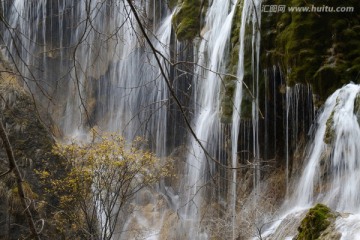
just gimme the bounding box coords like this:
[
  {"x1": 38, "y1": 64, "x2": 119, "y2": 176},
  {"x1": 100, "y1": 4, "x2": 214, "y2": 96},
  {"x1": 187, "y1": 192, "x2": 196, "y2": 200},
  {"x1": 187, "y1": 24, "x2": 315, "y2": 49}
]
[
  {"x1": 125, "y1": 0, "x2": 248, "y2": 170},
  {"x1": 0, "y1": 119, "x2": 41, "y2": 239}
]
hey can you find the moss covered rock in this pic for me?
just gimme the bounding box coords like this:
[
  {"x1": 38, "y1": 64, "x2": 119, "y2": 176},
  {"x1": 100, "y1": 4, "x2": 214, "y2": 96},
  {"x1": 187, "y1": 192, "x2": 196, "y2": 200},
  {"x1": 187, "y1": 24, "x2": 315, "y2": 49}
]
[
  {"x1": 323, "y1": 94, "x2": 342, "y2": 144},
  {"x1": 295, "y1": 203, "x2": 336, "y2": 240},
  {"x1": 220, "y1": 0, "x2": 257, "y2": 122},
  {"x1": 324, "y1": 110, "x2": 335, "y2": 145},
  {"x1": 262, "y1": 0, "x2": 360, "y2": 101},
  {"x1": 167, "y1": 0, "x2": 178, "y2": 10},
  {"x1": 220, "y1": 1, "x2": 243, "y2": 123},
  {"x1": 172, "y1": 0, "x2": 208, "y2": 41}
]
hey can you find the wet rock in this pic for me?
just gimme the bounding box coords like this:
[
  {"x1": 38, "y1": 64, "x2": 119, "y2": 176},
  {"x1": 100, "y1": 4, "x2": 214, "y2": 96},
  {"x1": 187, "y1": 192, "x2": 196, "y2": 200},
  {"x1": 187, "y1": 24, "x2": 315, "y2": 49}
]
[
  {"x1": 294, "y1": 204, "x2": 338, "y2": 240},
  {"x1": 0, "y1": 59, "x2": 63, "y2": 239}
]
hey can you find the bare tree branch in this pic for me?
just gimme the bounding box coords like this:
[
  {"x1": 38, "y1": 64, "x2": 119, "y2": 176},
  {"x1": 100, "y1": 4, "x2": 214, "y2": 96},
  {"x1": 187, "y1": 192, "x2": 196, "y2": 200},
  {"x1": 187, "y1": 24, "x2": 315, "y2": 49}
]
[
  {"x1": 125, "y1": 0, "x2": 245, "y2": 170},
  {"x1": 0, "y1": 119, "x2": 41, "y2": 239}
]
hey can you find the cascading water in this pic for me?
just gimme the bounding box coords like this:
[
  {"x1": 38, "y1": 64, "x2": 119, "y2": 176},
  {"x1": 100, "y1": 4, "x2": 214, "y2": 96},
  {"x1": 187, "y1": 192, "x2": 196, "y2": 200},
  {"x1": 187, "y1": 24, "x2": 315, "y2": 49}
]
[
  {"x1": 114, "y1": 12, "x2": 174, "y2": 239},
  {"x1": 2, "y1": 0, "x2": 174, "y2": 238},
  {"x1": 2, "y1": 0, "x2": 170, "y2": 150},
  {"x1": 1, "y1": 0, "x2": 299, "y2": 239},
  {"x1": 230, "y1": 0, "x2": 261, "y2": 238},
  {"x1": 6, "y1": 0, "x2": 357, "y2": 239},
  {"x1": 290, "y1": 83, "x2": 360, "y2": 211},
  {"x1": 1, "y1": 0, "x2": 269, "y2": 237},
  {"x1": 264, "y1": 83, "x2": 360, "y2": 239},
  {"x1": 176, "y1": 1, "x2": 238, "y2": 238},
  {"x1": 284, "y1": 84, "x2": 314, "y2": 195}
]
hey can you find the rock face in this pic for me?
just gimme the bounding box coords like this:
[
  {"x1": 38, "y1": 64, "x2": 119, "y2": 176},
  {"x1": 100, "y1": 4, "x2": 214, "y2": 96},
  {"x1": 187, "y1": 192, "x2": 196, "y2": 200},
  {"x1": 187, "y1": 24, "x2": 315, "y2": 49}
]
[
  {"x1": 0, "y1": 60, "x2": 64, "y2": 239},
  {"x1": 268, "y1": 204, "x2": 342, "y2": 240},
  {"x1": 172, "y1": 0, "x2": 208, "y2": 41},
  {"x1": 294, "y1": 204, "x2": 339, "y2": 240},
  {"x1": 261, "y1": 0, "x2": 360, "y2": 101}
]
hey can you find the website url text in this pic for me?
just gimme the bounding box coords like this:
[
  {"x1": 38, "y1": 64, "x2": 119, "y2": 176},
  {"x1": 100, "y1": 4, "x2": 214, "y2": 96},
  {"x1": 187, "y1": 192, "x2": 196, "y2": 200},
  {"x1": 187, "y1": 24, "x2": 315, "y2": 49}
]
[{"x1": 262, "y1": 5, "x2": 355, "y2": 13}]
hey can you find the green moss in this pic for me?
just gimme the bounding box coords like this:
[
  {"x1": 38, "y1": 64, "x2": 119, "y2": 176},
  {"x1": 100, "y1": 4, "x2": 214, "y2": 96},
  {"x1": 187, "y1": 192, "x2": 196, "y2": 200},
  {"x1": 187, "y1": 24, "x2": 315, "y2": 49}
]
[
  {"x1": 172, "y1": 0, "x2": 207, "y2": 41},
  {"x1": 323, "y1": 93, "x2": 348, "y2": 144},
  {"x1": 240, "y1": 95, "x2": 252, "y2": 119},
  {"x1": 220, "y1": 1, "x2": 251, "y2": 123},
  {"x1": 295, "y1": 204, "x2": 335, "y2": 240},
  {"x1": 11, "y1": 181, "x2": 38, "y2": 199},
  {"x1": 261, "y1": 0, "x2": 360, "y2": 101},
  {"x1": 324, "y1": 110, "x2": 335, "y2": 145},
  {"x1": 167, "y1": 0, "x2": 178, "y2": 10},
  {"x1": 313, "y1": 66, "x2": 341, "y2": 100},
  {"x1": 354, "y1": 93, "x2": 360, "y2": 125}
]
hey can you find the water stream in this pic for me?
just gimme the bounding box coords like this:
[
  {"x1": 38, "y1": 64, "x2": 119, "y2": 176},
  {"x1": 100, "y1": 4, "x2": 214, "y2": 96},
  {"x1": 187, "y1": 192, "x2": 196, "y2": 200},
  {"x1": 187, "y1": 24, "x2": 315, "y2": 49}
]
[
  {"x1": 230, "y1": 0, "x2": 261, "y2": 238},
  {"x1": 291, "y1": 83, "x2": 360, "y2": 211},
  {"x1": 264, "y1": 83, "x2": 360, "y2": 239},
  {"x1": 176, "y1": 1, "x2": 237, "y2": 238},
  {"x1": 1, "y1": 0, "x2": 262, "y2": 238},
  {"x1": 3, "y1": 0, "x2": 360, "y2": 239}
]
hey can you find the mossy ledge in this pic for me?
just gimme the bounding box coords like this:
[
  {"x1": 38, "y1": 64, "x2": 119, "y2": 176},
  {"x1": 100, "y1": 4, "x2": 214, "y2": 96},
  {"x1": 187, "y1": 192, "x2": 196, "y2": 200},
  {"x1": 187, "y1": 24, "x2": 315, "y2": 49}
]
[
  {"x1": 295, "y1": 203, "x2": 336, "y2": 240},
  {"x1": 220, "y1": 1, "x2": 244, "y2": 123},
  {"x1": 220, "y1": 0, "x2": 256, "y2": 122},
  {"x1": 172, "y1": 0, "x2": 208, "y2": 41},
  {"x1": 261, "y1": 0, "x2": 360, "y2": 101}
]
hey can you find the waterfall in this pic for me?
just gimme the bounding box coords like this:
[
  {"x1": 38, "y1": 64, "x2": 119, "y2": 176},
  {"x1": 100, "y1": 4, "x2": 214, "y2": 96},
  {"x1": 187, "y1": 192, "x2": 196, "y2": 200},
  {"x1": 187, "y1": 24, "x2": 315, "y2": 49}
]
[
  {"x1": 230, "y1": 0, "x2": 261, "y2": 238},
  {"x1": 1, "y1": 0, "x2": 266, "y2": 237},
  {"x1": 177, "y1": 1, "x2": 237, "y2": 238},
  {"x1": 0, "y1": 0, "x2": 282, "y2": 238},
  {"x1": 284, "y1": 84, "x2": 314, "y2": 196},
  {"x1": 264, "y1": 83, "x2": 360, "y2": 239},
  {"x1": 1, "y1": 0, "x2": 170, "y2": 149},
  {"x1": 5, "y1": 0, "x2": 352, "y2": 239},
  {"x1": 2, "y1": 1, "x2": 173, "y2": 238},
  {"x1": 290, "y1": 83, "x2": 360, "y2": 212}
]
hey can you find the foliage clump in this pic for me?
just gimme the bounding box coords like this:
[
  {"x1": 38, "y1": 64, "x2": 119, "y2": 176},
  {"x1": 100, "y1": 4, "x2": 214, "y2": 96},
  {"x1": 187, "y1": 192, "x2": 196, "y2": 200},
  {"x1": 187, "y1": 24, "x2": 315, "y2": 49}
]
[
  {"x1": 37, "y1": 133, "x2": 172, "y2": 239},
  {"x1": 0, "y1": 64, "x2": 66, "y2": 239},
  {"x1": 295, "y1": 203, "x2": 335, "y2": 240},
  {"x1": 8, "y1": 181, "x2": 38, "y2": 215}
]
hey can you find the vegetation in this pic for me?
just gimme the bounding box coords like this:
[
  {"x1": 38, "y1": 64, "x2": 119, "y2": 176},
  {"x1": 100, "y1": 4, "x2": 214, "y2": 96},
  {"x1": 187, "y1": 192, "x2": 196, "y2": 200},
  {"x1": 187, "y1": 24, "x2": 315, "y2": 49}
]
[
  {"x1": 295, "y1": 203, "x2": 335, "y2": 240},
  {"x1": 220, "y1": 1, "x2": 243, "y2": 123},
  {"x1": 1, "y1": 0, "x2": 360, "y2": 238},
  {"x1": 220, "y1": 0, "x2": 255, "y2": 122},
  {"x1": 172, "y1": 0, "x2": 207, "y2": 41},
  {"x1": 324, "y1": 110, "x2": 335, "y2": 145},
  {"x1": 0, "y1": 63, "x2": 172, "y2": 239},
  {"x1": 0, "y1": 69, "x2": 62, "y2": 239},
  {"x1": 37, "y1": 133, "x2": 172, "y2": 239},
  {"x1": 261, "y1": 0, "x2": 360, "y2": 101}
]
